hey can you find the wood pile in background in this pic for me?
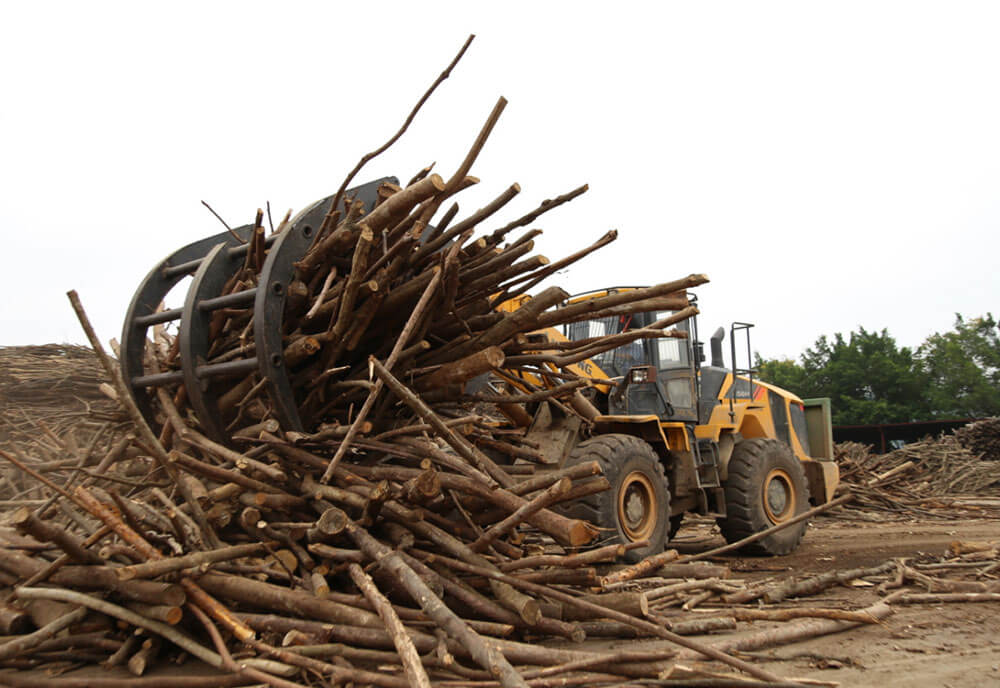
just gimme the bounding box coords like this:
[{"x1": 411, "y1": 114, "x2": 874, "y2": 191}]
[
  {"x1": 955, "y1": 416, "x2": 1000, "y2": 461},
  {"x1": 0, "y1": 345, "x2": 126, "y2": 445},
  {"x1": 0, "y1": 345, "x2": 129, "y2": 511},
  {"x1": 835, "y1": 433, "x2": 1000, "y2": 518}
]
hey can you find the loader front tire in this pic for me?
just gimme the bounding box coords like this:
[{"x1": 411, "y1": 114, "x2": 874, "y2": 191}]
[
  {"x1": 717, "y1": 438, "x2": 809, "y2": 556},
  {"x1": 558, "y1": 434, "x2": 668, "y2": 563}
]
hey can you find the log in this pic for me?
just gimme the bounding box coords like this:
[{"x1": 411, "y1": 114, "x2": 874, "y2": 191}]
[
  {"x1": 127, "y1": 635, "x2": 162, "y2": 676},
  {"x1": 0, "y1": 605, "x2": 32, "y2": 635},
  {"x1": 893, "y1": 592, "x2": 1000, "y2": 603},
  {"x1": 115, "y1": 542, "x2": 272, "y2": 581},
  {"x1": 469, "y1": 477, "x2": 572, "y2": 552},
  {"x1": 9, "y1": 506, "x2": 104, "y2": 565},
  {"x1": 676, "y1": 602, "x2": 894, "y2": 661},
  {"x1": 560, "y1": 591, "x2": 649, "y2": 621},
  {"x1": 197, "y1": 573, "x2": 384, "y2": 629},
  {"x1": 0, "y1": 605, "x2": 88, "y2": 661},
  {"x1": 601, "y1": 549, "x2": 680, "y2": 588},
  {"x1": 337, "y1": 510, "x2": 529, "y2": 688},
  {"x1": 761, "y1": 561, "x2": 897, "y2": 603},
  {"x1": 416, "y1": 346, "x2": 505, "y2": 390},
  {"x1": 0, "y1": 548, "x2": 187, "y2": 607},
  {"x1": 347, "y1": 563, "x2": 431, "y2": 688}
]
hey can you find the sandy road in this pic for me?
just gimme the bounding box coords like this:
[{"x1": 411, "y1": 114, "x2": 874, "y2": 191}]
[{"x1": 599, "y1": 514, "x2": 1000, "y2": 687}]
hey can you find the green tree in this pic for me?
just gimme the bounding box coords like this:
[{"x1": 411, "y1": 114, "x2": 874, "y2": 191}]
[
  {"x1": 917, "y1": 314, "x2": 1000, "y2": 418},
  {"x1": 756, "y1": 327, "x2": 928, "y2": 425},
  {"x1": 755, "y1": 356, "x2": 809, "y2": 398}
]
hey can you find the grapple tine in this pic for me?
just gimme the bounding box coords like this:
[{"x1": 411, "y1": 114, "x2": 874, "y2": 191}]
[{"x1": 120, "y1": 226, "x2": 253, "y2": 430}]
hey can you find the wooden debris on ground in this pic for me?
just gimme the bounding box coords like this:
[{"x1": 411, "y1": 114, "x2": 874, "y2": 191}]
[{"x1": 834, "y1": 435, "x2": 1000, "y2": 518}]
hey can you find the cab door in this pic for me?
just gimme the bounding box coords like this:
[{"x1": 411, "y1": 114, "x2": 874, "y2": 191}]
[{"x1": 650, "y1": 314, "x2": 698, "y2": 423}]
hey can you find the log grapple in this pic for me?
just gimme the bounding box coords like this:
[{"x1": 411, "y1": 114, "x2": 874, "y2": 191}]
[{"x1": 120, "y1": 179, "x2": 393, "y2": 442}]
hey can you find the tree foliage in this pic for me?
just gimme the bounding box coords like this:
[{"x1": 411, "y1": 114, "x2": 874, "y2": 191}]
[
  {"x1": 756, "y1": 315, "x2": 1000, "y2": 425},
  {"x1": 917, "y1": 314, "x2": 1000, "y2": 418}
]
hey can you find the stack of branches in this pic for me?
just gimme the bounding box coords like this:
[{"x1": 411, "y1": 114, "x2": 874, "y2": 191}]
[
  {"x1": 152, "y1": 127, "x2": 703, "y2": 445},
  {"x1": 7, "y1": 431, "x2": 999, "y2": 688},
  {"x1": 0, "y1": 345, "x2": 125, "y2": 442},
  {"x1": 0, "y1": 345, "x2": 129, "y2": 506},
  {"x1": 0, "y1": 430, "x2": 918, "y2": 688},
  {"x1": 954, "y1": 417, "x2": 1000, "y2": 461},
  {"x1": 0, "y1": 321, "x2": 853, "y2": 688},
  {"x1": 835, "y1": 437, "x2": 1000, "y2": 518}
]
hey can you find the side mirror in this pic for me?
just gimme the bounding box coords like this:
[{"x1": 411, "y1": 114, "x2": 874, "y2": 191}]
[{"x1": 694, "y1": 341, "x2": 706, "y2": 363}]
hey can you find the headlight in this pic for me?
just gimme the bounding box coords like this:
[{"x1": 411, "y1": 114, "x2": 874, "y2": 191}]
[{"x1": 629, "y1": 366, "x2": 654, "y2": 384}]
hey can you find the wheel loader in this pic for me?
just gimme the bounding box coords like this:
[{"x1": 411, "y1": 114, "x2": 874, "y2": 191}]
[
  {"x1": 120, "y1": 179, "x2": 838, "y2": 564},
  {"x1": 497, "y1": 290, "x2": 839, "y2": 562}
]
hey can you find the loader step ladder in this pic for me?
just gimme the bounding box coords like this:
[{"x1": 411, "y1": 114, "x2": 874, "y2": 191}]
[
  {"x1": 694, "y1": 438, "x2": 721, "y2": 489},
  {"x1": 689, "y1": 429, "x2": 725, "y2": 516}
]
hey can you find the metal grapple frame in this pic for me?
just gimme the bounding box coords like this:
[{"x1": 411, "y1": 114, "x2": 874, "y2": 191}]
[{"x1": 119, "y1": 179, "x2": 394, "y2": 443}]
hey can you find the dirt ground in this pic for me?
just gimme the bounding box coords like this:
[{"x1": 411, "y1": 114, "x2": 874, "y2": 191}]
[{"x1": 603, "y1": 513, "x2": 1000, "y2": 687}]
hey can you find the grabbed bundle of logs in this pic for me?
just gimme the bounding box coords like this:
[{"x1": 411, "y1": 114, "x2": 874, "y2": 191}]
[
  {"x1": 118, "y1": 161, "x2": 705, "y2": 542},
  {"x1": 121, "y1": 163, "x2": 702, "y2": 441}
]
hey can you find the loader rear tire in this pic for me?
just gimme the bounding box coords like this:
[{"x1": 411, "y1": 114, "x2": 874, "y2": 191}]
[
  {"x1": 558, "y1": 434, "x2": 668, "y2": 563},
  {"x1": 717, "y1": 438, "x2": 809, "y2": 556}
]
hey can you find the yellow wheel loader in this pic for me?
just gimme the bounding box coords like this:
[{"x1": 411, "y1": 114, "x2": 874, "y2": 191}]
[
  {"x1": 500, "y1": 290, "x2": 839, "y2": 562},
  {"x1": 119, "y1": 176, "x2": 836, "y2": 564}
]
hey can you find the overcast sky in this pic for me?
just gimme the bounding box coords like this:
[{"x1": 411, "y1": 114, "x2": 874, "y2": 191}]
[{"x1": 2, "y1": 1, "x2": 998, "y2": 363}]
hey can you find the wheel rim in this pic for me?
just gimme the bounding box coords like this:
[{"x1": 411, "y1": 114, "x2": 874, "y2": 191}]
[
  {"x1": 762, "y1": 468, "x2": 796, "y2": 523},
  {"x1": 617, "y1": 471, "x2": 658, "y2": 541}
]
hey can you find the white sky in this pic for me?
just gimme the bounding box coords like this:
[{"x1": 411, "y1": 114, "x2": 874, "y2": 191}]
[{"x1": 2, "y1": 1, "x2": 998, "y2": 362}]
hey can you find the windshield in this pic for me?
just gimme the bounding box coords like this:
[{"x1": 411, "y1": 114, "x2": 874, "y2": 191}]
[
  {"x1": 564, "y1": 310, "x2": 691, "y2": 376},
  {"x1": 564, "y1": 314, "x2": 652, "y2": 377}
]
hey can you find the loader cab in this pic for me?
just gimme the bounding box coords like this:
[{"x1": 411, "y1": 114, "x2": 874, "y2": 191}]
[{"x1": 563, "y1": 297, "x2": 701, "y2": 423}]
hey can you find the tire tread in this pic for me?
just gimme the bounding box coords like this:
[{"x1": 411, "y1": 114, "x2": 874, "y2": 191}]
[
  {"x1": 717, "y1": 438, "x2": 809, "y2": 556},
  {"x1": 557, "y1": 434, "x2": 669, "y2": 563}
]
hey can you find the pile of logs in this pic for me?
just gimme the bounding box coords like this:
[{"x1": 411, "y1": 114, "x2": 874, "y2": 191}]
[
  {"x1": 835, "y1": 437, "x2": 1000, "y2": 518},
  {"x1": 0, "y1": 154, "x2": 727, "y2": 684},
  {"x1": 1, "y1": 428, "x2": 997, "y2": 688},
  {"x1": 0, "y1": 345, "x2": 128, "y2": 513},
  {"x1": 955, "y1": 417, "x2": 1000, "y2": 461},
  {"x1": 0, "y1": 40, "x2": 764, "y2": 685},
  {"x1": 0, "y1": 345, "x2": 125, "y2": 449}
]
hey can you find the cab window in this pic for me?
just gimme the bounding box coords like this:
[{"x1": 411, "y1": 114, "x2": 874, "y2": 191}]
[{"x1": 655, "y1": 311, "x2": 689, "y2": 369}]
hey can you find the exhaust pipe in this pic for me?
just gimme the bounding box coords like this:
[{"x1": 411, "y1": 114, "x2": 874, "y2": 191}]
[{"x1": 710, "y1": 327, "x2": 725, "y2": 368}]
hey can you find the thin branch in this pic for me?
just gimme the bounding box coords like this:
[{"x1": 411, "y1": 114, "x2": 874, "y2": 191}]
[
  {"x1": 200, "y1": 200, "x2": 247, "y2": 244},
  {"x1": 328, "y1": 34, "x2": 475, "y2": 222}
]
